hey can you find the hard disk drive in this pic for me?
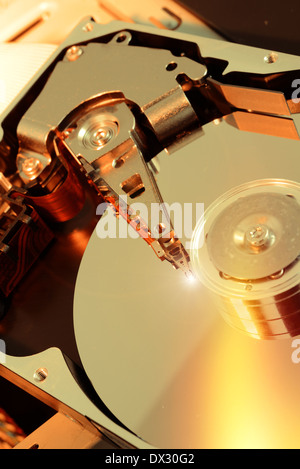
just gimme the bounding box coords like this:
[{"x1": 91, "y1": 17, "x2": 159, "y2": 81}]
[{"x1": 1, "y1": 0, "x2": 300, "y2": 450}]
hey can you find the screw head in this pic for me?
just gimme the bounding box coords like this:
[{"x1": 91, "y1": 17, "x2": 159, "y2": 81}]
[
  {"x1": 245, "y1": 224, "x2": 270, "y2": 248},
  {"x1": 33, "y1": 368, "x2": 48, "y2": 383},
  {"x1": 79, "y1": 119, "x2": 119, "y2": 150},
  {"x1": 22, "y1": 157, "x2": 42, "y2": 179},
  {"x1": 264, "y1": 52, "x2": 278, "y2": 64},
  {"x1": 91, "y1": 128, "x2": 112, "y2": 147},
  {"x1": 83, "y1": 22, "x2": 94, "y2": 33},
  {"x1": 66, "y1": 46, "x2": 83, "y2": 62}
]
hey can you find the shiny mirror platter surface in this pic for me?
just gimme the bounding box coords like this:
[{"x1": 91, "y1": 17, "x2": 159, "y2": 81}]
[{"x1": 74, "y1": 113, "x2": 300, "y2": 448}]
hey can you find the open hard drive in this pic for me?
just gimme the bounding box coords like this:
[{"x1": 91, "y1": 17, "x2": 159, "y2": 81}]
[{"x1": 1, "y1": 0, "x2": 300, "y2": 450}]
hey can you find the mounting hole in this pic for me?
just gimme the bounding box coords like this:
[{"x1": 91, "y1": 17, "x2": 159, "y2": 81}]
[
  {"x1": 112, "y1": 158, "x2": 125, "y2": 169},
  {"x1": 116, "y1": 33, "x2": 127, "y2": 43},
  {"x1": 111, "y1": 31, "x2": 132, "y2": 45},
  {"x1": 166, "y1": 62, "x2": 178, "y2": 72}
]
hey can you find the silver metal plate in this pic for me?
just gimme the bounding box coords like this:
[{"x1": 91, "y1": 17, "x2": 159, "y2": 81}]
[
  {"x1": 74, "y1": 110, "x2": 300, "y2": 448},
  {"x1": 205, "y1": 189, "x2": 300, "y2": 280}
]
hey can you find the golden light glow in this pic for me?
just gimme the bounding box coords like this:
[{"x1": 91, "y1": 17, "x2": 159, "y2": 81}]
[{"x1": 190, "y1": 326, "x2": 300, "y2": 449}]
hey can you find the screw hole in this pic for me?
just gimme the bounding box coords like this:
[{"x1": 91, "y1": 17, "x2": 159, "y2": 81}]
[
  {"x1": 116, "y1": 33, "x2": 127, "y2": 43},
  {"x1": 112, "y1": 158, "x2": 125, "y2": 169},
  {"x1": 166, "y1": 62, "x2": 178, "y2": 72}
]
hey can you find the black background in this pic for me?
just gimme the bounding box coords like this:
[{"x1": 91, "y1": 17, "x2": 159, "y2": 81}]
[{"x1": 177, "y1": 0, "x2": 300, "y2": 56}]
